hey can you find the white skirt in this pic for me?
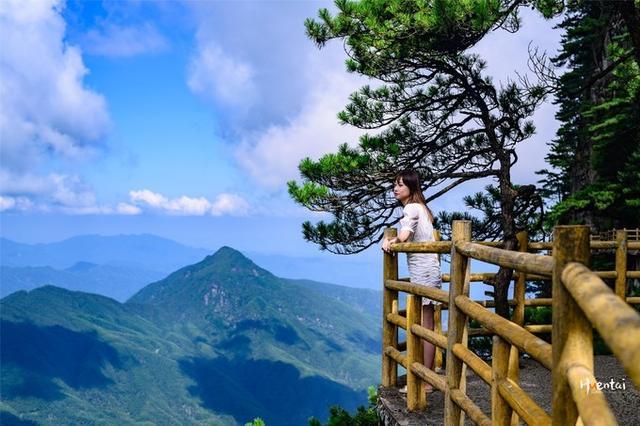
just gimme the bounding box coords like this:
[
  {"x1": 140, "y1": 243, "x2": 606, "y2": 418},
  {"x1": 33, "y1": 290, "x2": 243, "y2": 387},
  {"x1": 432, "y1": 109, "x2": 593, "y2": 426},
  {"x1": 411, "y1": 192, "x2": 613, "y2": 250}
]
[{"x1": 407, "y1": 252, "x2": 442, "y2": 306}]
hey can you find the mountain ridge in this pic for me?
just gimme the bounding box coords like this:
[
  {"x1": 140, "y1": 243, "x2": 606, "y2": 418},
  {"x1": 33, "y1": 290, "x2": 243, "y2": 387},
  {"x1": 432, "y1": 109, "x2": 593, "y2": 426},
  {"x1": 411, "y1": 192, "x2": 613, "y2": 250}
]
[{"x1": 2, "y1": 247, "x2": 381, "y2": 425}]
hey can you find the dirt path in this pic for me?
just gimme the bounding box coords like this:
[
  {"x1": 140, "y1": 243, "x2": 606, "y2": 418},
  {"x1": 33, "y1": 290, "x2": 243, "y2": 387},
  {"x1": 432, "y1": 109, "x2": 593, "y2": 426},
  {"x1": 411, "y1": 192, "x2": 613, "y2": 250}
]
[{"x1": 377, "y1": 355, "x2": 640, "y2": 425}]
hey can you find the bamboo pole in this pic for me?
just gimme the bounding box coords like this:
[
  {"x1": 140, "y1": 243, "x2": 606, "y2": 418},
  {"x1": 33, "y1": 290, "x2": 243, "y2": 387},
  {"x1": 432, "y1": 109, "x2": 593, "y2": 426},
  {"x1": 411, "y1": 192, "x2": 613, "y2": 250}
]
[
  {"x1": 382, "y1": 228, "x2": 399, "y2": 387},
  {"x1": 391, "y1": 240, "x2": 451, "y2": 253},
  {"x1": 443, "y1": 324, "x2": 552, "y2": 337},
  {"x1": 384, "y1": 346, "x2": 407, "y2": 368},
  {"x1": 452, "y1": 343, "x2": 491, "y2": 384},
  {"x1": 406, "y1": 294, "x2": 427, "y2": 411},
  {"x1": 497, "y1": 378, "x2": 551, "y2": 425},
  {"x1": 456, "y1": 241, "x2": 553, "y2": 276},
  {"x1": 434, "y1": 304, "x2": 443, "y2": 371},
  {"x1": 508, "y1": 231, "x2": 527, "y2": 426},
  {"x1": 411, "y1": 362, "x2": 447, "y2": 392},
  {"x1": 562, "y1": 262, "x2": 640, "y2": 386},
  {"x1": 444, "y1": 220, "x2": 471, "y2": 426},
  {"x1": 492, "y1": 335, "x2": 512, "y2": 425},
  {"x1": 385, "y1": 279, "x2": 449, "y2": 304},
  {"x1": 386, "y1": 312, "x2": 407, "y2": 329},
  {"x1": 563, "y1": 339, "x2": 617, "y2": 425},
  {"x1": 552, "y1": 225, "x2": 590, "y2": 425},
  {"x1": 410, "y1": 324, "x2": 447, "y2": 349},
  {"x1": 454, "y1": 295, "x2": 552, "y2": 370},
  {"x1": 590, "y1": 241, "x2": 617, "y2": 249},
  {"x1": 448, "y1": 388, "x2": 492, "y2": 426},
  {"x1": 434, "y1": 230, "x2": 444, "y2": 372},
  {"x1": 615, "y1": 230, "x2": 628, "y2": 300}
]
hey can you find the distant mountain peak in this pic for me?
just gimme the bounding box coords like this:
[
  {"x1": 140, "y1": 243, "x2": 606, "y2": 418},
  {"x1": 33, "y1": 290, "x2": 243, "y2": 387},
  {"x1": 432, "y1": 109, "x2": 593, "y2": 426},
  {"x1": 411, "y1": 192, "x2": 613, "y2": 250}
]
[
  {"x1": 206, "y1": 246, "x2": 253, "y2": 265},
  {"x1": 66, "y1": 261, "x2": 99, "y2": 272}
]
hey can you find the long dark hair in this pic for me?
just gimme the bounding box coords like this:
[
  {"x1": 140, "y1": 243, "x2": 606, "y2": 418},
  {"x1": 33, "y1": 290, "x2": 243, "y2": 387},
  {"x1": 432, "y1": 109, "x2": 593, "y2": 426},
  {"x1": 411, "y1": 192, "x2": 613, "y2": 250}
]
[{"x1": 395, "y1": 170, "x2": 434, "y2": 223}]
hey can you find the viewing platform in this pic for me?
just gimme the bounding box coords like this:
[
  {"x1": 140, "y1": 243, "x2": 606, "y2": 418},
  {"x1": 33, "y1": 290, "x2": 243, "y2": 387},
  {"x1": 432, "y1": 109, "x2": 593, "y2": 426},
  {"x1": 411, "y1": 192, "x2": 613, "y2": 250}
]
[
  {"x1": 377, "y1": 224, "x2": 640, "y2": 425},
  {"x1": 377, "y1": 356, "x2": 639, "y2": 425}
]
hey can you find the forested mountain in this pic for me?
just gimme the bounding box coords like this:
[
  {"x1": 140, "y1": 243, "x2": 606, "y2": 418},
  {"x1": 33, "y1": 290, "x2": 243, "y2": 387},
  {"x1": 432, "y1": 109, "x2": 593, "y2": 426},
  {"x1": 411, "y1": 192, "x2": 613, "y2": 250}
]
[
  {"x1": 1, "y1": 247, "x2": 380, "y2": 425},
  {"x1": 0, "y1": 263, "x2": 165, "y2": 301},
  {"x1": 538, "y1": 1, "x2": 640, "y2": 230}
]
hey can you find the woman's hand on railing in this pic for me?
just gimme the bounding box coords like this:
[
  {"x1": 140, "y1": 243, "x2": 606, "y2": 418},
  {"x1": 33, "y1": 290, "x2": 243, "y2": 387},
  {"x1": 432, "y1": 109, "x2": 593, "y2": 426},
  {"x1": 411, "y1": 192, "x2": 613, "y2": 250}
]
[{"x1": 382, "y1": 237, "x2": 397, "y2": 253}]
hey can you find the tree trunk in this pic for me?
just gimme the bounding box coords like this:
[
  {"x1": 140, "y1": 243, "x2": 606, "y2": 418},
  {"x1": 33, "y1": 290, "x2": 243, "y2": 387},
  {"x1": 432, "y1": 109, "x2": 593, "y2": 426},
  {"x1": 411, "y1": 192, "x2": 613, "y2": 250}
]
[{"x1": 495, "y1": 155, "x2": 517, "y2": 319}]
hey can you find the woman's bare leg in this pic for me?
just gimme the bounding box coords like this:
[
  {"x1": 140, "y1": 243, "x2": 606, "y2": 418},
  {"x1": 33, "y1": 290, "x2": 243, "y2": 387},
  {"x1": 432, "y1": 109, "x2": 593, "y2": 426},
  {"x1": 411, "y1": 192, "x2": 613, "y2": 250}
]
[{"x1": 422, "y1": 303, "x2": 435, "y2": 390}]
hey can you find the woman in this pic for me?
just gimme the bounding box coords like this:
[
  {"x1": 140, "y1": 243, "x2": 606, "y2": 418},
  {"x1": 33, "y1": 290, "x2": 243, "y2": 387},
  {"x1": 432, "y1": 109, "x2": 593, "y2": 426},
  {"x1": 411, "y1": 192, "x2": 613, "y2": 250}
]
[{"x1": 382, "y1": 170, "x2": 441, "y2": 394}]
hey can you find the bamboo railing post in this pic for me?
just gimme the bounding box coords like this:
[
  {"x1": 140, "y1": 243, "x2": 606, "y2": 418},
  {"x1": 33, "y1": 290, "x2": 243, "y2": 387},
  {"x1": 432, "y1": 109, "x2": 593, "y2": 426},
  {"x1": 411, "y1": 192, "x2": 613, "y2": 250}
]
[
  {"x1": 434, "y1": 305, "x2": 443, "y2": 371},
  {"x1": 445, "y1": 220, "x2": 471, "y2": 426},
  {"x1": 508, "y1": 231, "x2": 527, "y2": 426},
  {"x1": 383, "y1": 228, "x2": 399, "y2": 387},
  {"x1": 552, "y1": 226, "x2": 591, "y2": 425},
  {"x1": 434, "y1": 229, "x2": 443, "y2": 372},
  {"x1": 492, "y1": 334, "x2": 512, "y2": 425},
  {"x1": 406, "y1": 293, "x2": 427, "y2": 411},
  {"x1": 615, "y1": 229, "x2": 628, "y2": 300}
]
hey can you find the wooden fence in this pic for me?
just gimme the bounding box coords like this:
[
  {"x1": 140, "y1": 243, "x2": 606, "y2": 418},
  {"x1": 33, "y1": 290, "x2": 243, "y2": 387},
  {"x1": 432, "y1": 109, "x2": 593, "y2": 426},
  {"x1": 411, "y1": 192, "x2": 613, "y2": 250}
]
[{"x1": 381, "y1": 222, "x2": 640, "y2": 425}]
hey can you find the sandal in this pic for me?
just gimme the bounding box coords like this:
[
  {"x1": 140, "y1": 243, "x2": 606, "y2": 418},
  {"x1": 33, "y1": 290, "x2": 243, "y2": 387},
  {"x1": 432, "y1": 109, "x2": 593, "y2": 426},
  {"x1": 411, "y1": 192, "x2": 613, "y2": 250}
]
[{"x1": 399, "y1": 384, "x2": 435, "y2": 394}]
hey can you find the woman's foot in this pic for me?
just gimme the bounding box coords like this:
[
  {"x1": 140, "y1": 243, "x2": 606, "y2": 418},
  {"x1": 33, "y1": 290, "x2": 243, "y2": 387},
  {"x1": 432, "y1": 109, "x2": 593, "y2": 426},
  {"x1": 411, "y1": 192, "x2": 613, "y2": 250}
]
[{"x1": 399, "y1": 383, "x2": 435, "y2": 394}]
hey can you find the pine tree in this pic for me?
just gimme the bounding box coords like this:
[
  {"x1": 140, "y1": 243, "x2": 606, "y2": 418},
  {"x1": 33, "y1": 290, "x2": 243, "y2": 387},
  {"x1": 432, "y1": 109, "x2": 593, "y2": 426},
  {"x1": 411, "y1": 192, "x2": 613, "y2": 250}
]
[
  {"x1": 537, "y1": 1, "x2": 640, "y2": 230},
  {"x1": 288, "y1": 0, "x2": 560, "y2": 317}
]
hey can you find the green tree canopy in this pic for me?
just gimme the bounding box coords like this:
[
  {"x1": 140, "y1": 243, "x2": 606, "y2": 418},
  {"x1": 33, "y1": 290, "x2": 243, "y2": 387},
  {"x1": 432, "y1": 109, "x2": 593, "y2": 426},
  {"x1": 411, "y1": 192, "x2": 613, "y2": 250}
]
[{"x1": 289, "y1": 0, "x2": 559, "y2": 316}]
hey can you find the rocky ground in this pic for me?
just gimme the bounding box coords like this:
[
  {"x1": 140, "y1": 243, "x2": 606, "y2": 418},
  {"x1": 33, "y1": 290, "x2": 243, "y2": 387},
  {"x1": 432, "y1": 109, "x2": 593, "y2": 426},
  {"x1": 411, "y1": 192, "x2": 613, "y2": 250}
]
[{"x1": 377, "y1": 355, "x2": 639, "y2": 425}]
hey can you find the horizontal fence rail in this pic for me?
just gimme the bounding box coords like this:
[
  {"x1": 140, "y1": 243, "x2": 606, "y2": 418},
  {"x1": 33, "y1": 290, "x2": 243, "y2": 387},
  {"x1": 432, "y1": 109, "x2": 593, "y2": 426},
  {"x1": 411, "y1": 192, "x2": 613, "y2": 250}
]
[{"x1": 381, "y1": 223, "x2": 640, "y2": 425}]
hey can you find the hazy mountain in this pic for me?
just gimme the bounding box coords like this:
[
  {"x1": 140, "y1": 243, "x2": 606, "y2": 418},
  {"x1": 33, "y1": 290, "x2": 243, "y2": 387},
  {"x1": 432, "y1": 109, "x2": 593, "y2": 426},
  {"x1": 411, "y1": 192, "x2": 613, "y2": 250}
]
[
  {"x1": 246, "y1": 251, "x2": 379, "y2": 290},
  {"x1": 1, "y1": 247, "x2": 382, "y2": 425},
  {"x1": 282, "y1": 278, "x2": 381, "y2": 319},
  {"x1": 0, "y1": 263, "x2": 165, "y2": 301},
  {"x1": 0, "y1": 235, "x2": 210, "y2": 272}
]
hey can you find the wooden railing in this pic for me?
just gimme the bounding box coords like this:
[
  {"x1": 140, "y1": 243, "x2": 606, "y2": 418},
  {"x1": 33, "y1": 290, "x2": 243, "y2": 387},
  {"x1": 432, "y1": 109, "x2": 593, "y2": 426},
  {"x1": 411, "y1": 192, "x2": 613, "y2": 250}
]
[{"x1": 381, "y1": 222, "x2": 640, "y2": 425}]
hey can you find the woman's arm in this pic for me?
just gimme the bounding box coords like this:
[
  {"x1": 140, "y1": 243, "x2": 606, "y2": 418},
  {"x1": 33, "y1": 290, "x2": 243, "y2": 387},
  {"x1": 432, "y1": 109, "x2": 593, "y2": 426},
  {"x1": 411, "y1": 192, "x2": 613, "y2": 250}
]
[{"x1": 382, "y1": 230, "x2": 413, "y2": 253}]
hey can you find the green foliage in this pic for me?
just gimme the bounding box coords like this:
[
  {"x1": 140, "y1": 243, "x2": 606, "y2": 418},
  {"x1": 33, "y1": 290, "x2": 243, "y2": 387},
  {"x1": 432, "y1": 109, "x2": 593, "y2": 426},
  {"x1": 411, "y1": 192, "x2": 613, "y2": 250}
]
[
  {"x1": 245, "y1": 418, "x2": 266, "y2": 426},
  {"x1": 291, "y1": 0, "x2": 554, "y2": 254},
  {"x1": 538, "y1": 1, "x2": 640, "y2": 230},
  {"x1": 468, "y1": 317, "x2": 492, "y2": 359},
  {"x1": 525, "y1": 306, "x2": 552, "y2": 325},
  {"x1": 308, "y1": 386, "x2": 379, "y2": 426},
  {"x1": 1, "y1": 249, "x2": 381, "y2": 425}
]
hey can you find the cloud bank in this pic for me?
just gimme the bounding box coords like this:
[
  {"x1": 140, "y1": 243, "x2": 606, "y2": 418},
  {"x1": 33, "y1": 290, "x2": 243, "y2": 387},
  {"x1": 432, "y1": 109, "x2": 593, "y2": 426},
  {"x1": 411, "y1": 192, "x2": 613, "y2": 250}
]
[{"x1": 129, "y1": 189, "x2": 249, "y2": 216}]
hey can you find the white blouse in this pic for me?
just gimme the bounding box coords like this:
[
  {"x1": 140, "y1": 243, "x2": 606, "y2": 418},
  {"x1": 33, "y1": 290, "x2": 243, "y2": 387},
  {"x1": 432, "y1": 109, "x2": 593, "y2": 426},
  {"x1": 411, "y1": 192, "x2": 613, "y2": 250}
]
[{"x1": 399, "y1": 203, "x2": 442, "y2": 305}]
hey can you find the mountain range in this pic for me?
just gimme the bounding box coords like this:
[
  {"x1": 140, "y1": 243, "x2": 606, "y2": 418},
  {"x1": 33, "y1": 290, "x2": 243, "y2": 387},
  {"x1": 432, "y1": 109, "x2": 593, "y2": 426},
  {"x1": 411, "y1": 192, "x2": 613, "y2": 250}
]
[
  {"x1": 1, "y1": 246, "x2": 382, "y2": 425},
  {"x1": 0, "y1": 235, "x2": 383, "y2": 303}
]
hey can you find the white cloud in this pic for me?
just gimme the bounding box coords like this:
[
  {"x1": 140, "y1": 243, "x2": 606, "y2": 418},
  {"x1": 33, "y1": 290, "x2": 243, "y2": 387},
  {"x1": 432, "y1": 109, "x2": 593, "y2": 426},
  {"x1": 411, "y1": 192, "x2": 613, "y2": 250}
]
[
  {"x1": 129, "y1": 189, "x2": 249, "y2": 216},
  {"x1": 0, "y1": 0, "x2": 112, "y2": 216},
  {"x1": 129, "y1": 189, "x2": 167, "y2": 208},
  {"x1": 0, "y1": 171, "x2": 142, "y2": 215},
  {"x1": 81, "y1": 22, "x2": 169, "y2": 57},
  {"x1": 187, "y1": 35, "x2": 255, "y2": 107},
  {"x1": 0, "y1": 195, "x2": 32, "y2": 212},
  {"x1": 0, "y1": 0, "x2": 110, "y2": 171},
  {"x1": 209, "y1": 193, "x2": 249, "y2": 216},
  {"x1": 234, "y1": 63, "x2": 367, "y2": 190},
  {"x1": 115, "y1": 202, "x2": 142, "y2": 215}
]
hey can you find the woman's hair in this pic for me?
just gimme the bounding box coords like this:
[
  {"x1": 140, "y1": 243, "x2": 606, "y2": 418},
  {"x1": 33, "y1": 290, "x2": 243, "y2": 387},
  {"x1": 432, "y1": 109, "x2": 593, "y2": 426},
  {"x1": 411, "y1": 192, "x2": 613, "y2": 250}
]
[{"x1": 395, "y1": 170, "x2": 434, "y2": 223}]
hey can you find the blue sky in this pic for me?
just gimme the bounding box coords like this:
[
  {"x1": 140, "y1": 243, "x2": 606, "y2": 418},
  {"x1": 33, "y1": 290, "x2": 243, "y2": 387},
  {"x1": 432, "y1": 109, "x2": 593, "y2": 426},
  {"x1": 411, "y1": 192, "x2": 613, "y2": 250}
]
[{"x1": 0, "y1": 0, "x2": 563, "y2": 269}]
